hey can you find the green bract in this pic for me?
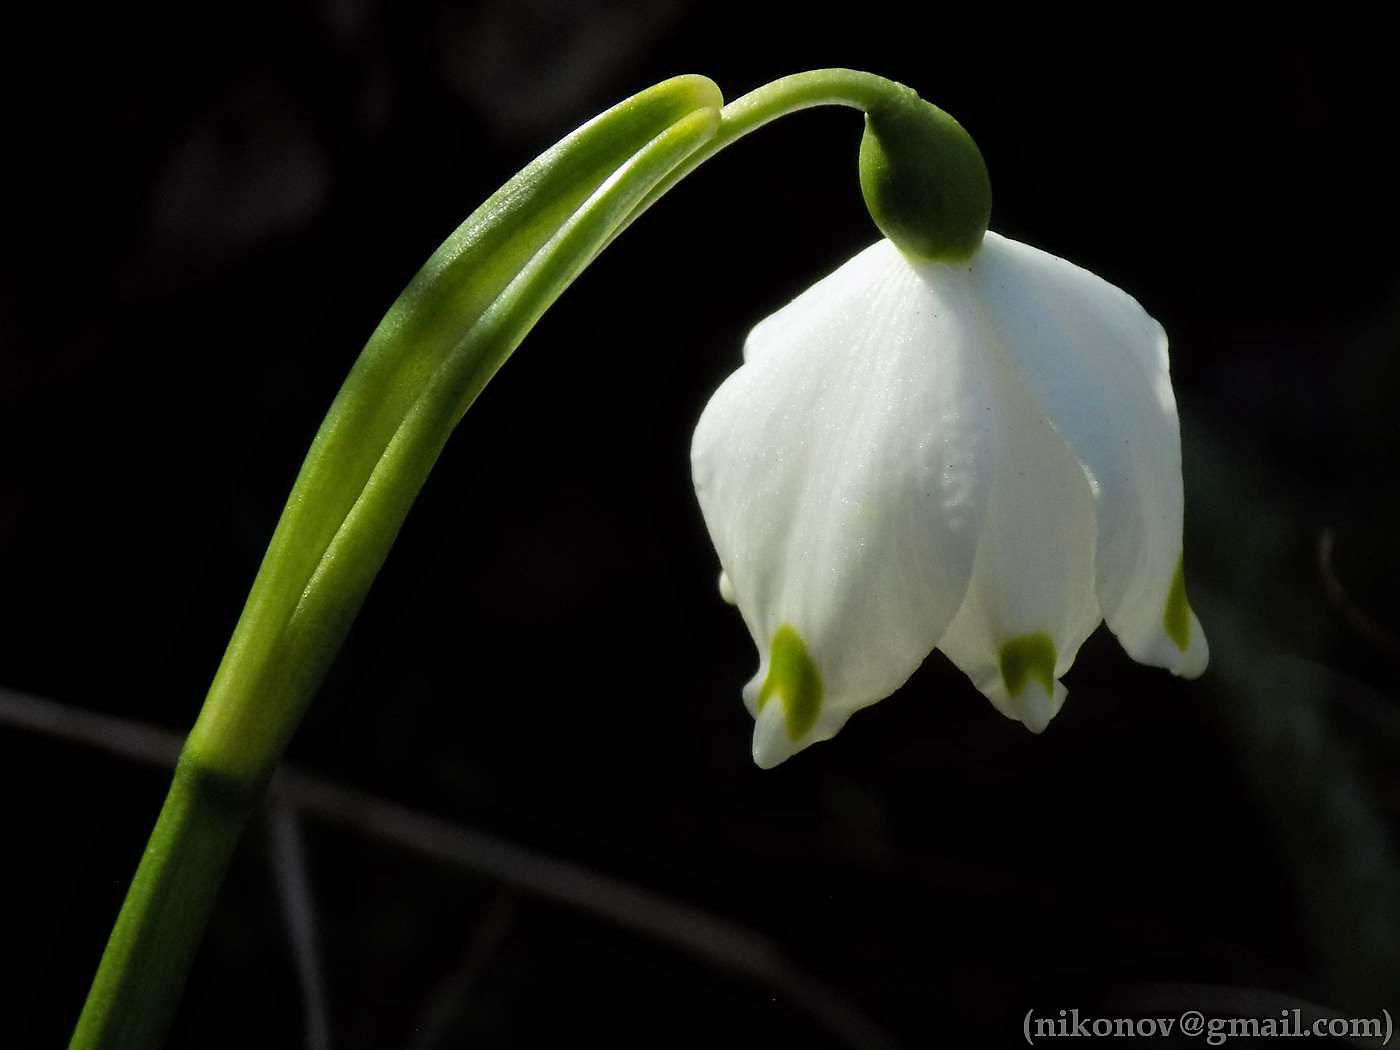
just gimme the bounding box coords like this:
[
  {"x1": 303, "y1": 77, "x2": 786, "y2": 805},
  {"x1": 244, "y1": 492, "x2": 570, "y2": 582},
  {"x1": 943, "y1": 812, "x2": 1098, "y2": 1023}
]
[
  {"x1": 859, "y1": 86, "x2": 991, "y2": 262},
  {"x1": 186, "y1": 75, "x2": 725, "y2": 792}
]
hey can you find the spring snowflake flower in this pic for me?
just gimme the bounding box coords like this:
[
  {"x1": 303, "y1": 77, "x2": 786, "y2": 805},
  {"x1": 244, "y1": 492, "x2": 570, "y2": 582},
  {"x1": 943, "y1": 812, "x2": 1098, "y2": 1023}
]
[{"x1": 692, "y1": 233, "x2": 1207, "y2": 767}]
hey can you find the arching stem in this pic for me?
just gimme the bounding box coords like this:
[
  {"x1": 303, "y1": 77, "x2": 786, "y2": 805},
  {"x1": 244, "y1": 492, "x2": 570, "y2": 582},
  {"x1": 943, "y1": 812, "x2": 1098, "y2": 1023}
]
[{"x1": 69, "y1": 68, "x2": 980, "y2": 1050}]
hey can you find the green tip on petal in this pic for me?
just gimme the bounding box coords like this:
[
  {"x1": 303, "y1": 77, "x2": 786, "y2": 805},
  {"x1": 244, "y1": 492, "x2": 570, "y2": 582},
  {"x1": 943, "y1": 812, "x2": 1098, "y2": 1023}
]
[
  {"x1": 998, "y1": 632, "x2": 1057, "y2": 700},
  {"x1": 757, "y1": 625, "x2": 822, "y2": 741},
  {"x1": 858, "y1": 84, "x2": 991, "y2": 262},
  {"x1": 1164, "y1": 554, "x2": 1193, "y2": 652}
]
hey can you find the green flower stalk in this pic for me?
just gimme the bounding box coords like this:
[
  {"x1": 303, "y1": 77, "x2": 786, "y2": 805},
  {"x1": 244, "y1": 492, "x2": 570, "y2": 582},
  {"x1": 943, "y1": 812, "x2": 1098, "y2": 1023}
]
[{"x1": 70, "y1": 70, "x2": 991, "y2": 1049}]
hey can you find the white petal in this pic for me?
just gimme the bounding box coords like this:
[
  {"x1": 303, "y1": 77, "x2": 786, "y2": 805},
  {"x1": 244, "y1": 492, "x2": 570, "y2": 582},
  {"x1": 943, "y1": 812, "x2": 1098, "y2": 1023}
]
[
  {"x1": 692, "y1": 240, "x2": 994, "y2": 766},
  {"x1": 935, "y1": 318, "x2": 1100, "y2": 732},
  {"x1": 970, "y1": 233, "x2": 1208, "y2": 678}
]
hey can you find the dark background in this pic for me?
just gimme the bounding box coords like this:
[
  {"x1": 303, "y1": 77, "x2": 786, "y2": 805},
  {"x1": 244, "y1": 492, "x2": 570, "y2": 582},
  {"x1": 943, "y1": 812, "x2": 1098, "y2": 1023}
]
[{"x1": 3, "y1": 4, "x2": 1399, "y2": 1047}]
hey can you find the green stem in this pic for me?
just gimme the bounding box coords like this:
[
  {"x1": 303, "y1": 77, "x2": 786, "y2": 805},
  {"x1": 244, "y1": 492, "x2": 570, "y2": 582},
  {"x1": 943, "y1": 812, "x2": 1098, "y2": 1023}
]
[
  {"x1": 68, "y1": 758, "x2": 256, "y2": 1049},
  {"x1": 613, "y1": 69, "x2": 907, "y2": 243},
  {"x1": 70, "y1": 68, "x2": 960, "y2": 1050}
]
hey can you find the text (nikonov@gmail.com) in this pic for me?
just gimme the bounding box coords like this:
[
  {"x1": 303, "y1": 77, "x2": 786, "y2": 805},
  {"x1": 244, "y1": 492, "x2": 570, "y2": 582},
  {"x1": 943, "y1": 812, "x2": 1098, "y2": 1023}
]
[{"x1": 1023, "y1": 1007, "x2": 1392, "y2": 1045}]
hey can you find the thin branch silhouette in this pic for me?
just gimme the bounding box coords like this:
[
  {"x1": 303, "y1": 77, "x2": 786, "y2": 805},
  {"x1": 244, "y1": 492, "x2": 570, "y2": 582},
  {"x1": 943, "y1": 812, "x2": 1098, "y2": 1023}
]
[
  {"x1": 1, "y1": 685, "x2": 899, "y2": 1050},
  {"x1": 409, "y1": 890, "x2": 517, "y2": 1050},
  {"x1": 266, "y1": 801, "x2": 333, "y2": 1050}
]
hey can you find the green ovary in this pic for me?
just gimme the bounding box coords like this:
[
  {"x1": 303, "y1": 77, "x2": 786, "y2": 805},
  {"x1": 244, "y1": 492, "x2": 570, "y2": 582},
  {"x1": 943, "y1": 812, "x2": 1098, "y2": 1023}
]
[
  {"x1": 1163, "y1": 554, "x2": 1192, "y2": 652},
  {"x1": 999, "y1": 632, "x2": 1057, "y2": 698},
  {"x1": 757, "y1": 625, "x2": 822, "y2": 741}
]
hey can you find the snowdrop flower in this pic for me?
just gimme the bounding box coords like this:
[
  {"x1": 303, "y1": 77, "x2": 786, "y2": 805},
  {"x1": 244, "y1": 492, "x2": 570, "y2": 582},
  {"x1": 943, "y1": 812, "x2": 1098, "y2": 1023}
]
[{"x1": 692, "y1": 233, "x2": 1208, "y2": 767}]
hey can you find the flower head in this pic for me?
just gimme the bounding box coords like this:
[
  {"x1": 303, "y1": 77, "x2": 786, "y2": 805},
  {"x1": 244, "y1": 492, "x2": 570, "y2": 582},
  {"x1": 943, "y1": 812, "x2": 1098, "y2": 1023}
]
[{"x1": 692, "y1": 233, "x2": 1207, "y2": 767}]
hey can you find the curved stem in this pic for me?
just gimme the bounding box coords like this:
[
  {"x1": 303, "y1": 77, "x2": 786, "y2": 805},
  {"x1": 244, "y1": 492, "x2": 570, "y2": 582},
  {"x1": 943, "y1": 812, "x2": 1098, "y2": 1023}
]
[
  {"x1": 67, "y1": 760, "x2": 254, "y2": 1050},
  {"x1": 71, "y1": 93, "x2": 722, "y2": 1050},
  {"x1": 186, "y1": 77, "x2": 726, "y2": 793},
  {"x1": 611, "y1": 68, "x2": 914, "y2": 245},
  {"x1": 69, "y1": 68, "x2": 929, "y2": 1050}
]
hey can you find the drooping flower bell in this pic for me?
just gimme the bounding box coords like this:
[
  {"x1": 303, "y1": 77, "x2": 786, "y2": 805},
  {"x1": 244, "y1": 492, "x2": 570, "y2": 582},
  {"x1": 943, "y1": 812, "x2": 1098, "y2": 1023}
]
[{"x1": 692, "y1": 100, "x2": 1207, "y2": 767}]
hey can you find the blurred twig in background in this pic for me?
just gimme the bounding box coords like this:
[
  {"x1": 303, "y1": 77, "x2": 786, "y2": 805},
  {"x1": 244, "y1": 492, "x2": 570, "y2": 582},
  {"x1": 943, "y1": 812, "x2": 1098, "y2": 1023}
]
[
  {"x1": 266, "y1": 802, "x2": 333, "y2": 1050},
  {"x1": 409, "y1": 889, "x2": 516, "y2": 1050},
  {"x1": 0, "y1": 686, "x2": 898, "y2": 1050},
  {"x1": 1318, "y1": 528, "x2": 1400, "y2": 661}
]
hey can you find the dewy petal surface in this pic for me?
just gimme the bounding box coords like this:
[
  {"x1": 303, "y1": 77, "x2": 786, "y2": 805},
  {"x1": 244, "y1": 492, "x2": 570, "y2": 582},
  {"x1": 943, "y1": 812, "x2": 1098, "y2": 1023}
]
[
  {"x1": 970, "y1": 233, "x2": 1208, "y2": 677},
  {"x1": 692, "y1": 240, "x2": 994, "y2": 766}
]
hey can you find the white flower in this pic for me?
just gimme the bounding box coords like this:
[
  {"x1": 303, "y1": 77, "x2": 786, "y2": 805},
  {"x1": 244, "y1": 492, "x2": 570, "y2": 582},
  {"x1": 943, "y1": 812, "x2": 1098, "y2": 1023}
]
[{"x1": 692, "y1": 232, "x2": 1207, "y2": 768}]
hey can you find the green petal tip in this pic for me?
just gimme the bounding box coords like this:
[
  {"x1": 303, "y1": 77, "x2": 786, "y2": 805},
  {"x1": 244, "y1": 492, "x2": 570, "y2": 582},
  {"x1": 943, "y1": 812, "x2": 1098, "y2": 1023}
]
[
  {"x1": 757, "y1": 625, "x2": 823, "y2": 741},
  {"x1": 1164, "y1": 555, "x2": 1192, "y2": 652},
  {"x1": 999, "y1": 632, "x2": 1057, "y2": 699}
]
